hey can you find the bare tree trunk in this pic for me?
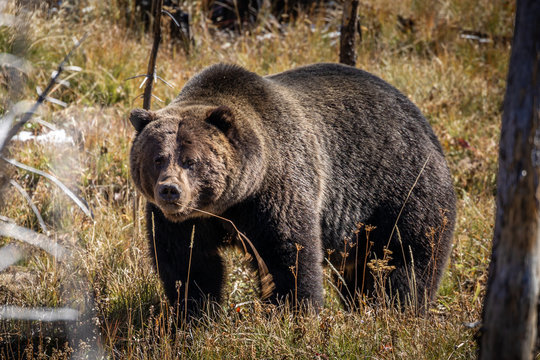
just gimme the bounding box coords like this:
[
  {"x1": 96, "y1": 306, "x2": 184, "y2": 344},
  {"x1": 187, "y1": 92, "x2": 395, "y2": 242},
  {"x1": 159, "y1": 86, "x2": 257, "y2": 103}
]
[
  {"x1": 479, "y1": 0, "x2": 540, "y2": 359},
  {"x1": 137, "y1": 0, "x2": 163, "y2": 244},
  {"x1": 339, "y1": 0, "x2": 359, "y2": 67},
  {"x1": 142, "y1": 0, "x2": 163, "y2": 110}
]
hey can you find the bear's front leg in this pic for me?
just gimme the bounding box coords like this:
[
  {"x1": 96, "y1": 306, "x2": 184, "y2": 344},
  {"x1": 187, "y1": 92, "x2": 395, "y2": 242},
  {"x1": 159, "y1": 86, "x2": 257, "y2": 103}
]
[
  {"x1": 270, "y1": 238, "x2": 325, "y2": 310},
  {"x1": 146, "y1": 203, "x2": 226, "y2": 320},
  {"x1": 239, "y1": 205, "x2": 325, "y2": 310}
]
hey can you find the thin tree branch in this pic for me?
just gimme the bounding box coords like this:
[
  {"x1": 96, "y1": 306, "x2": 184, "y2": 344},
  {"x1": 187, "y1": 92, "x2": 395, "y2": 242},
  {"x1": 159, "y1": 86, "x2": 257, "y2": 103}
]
[
  {"x1": 339, "y1": 0, "x2": 360, "y2": 66},
  {"x1": 0, "y1": 33, "x2": 87, "y2": 153},
  {"x1": 0, "y1": 306, "x2": 78, "y2": 321},
  {"x1": 0, "y1": 220, "x2": 67, "y2": 260},
  {"x1": 125, "y1": 74, "x2": 148, "y2": 81},
  {"x1": 156, "y1": 75, "x2": 175, "y2": 89},
  {"x1": 9, "y1": 179, "x2": 48, "y2": 234},
  {"x1": 2, "y1": 157, "x2": 93, "y2": 220},
  {"x1": 142, "y1": 0, "x2": 164, "y2": 110}
]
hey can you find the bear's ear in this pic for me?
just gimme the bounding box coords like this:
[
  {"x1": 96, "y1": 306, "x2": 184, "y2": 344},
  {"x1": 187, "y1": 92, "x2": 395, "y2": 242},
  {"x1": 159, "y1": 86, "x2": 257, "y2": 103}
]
[
  {"x1": 205, "y1": 106, "x2": 234, "y2": 134},
  {"x1": 129, "y1": 108, "x2": 155, "y2": 133}
]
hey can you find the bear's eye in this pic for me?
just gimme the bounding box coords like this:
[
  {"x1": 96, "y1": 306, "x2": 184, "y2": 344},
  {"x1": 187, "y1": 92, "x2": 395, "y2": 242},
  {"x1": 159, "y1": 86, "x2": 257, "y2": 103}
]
[
  {"x1": 154, "y1": 156, "x2": 166, "y2": 167},
  {"x1": 184, "y1": 158, "x2": 196, "y2": 169}
]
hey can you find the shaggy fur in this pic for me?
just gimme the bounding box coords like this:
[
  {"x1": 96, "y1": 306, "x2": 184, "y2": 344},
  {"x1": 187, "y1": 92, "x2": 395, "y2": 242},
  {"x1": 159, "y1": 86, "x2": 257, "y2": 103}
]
[{"x1": 129, "y1": 63, "x2": 456, "y2": 317}]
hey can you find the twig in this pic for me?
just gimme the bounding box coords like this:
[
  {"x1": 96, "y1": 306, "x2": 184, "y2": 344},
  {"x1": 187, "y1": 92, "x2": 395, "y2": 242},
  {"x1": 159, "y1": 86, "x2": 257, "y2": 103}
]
[
  {"x1": 0, "y1": 220, "x2": 67, "y2": 259},
  {"x1": 127, "y1": 73, "x2": 174, "y2": 90},
  {"x1": 0, "y1": 33, "x2": 87, "y2": 153},
  {"x1": 162, "y1": 8, "x2": 191, "y2": 55},
  {"x1": 156, "y1": 75, "x2": 175, "y2": 89},
  {"x1": 143, "y1": 0, "x2": 164, "y2": 110},
  {"x1": 324, "y1": 271, "x2": 349, "y2": 305},
  {"x1": 386, "y1": 152, "x2": 433, "y2": 249},
  {"x1": 9, "y1": 179, "x2": 48, "y2": 234},
  {"x1": 184, "y1": 225, "x2": 195, "y2": 327},
  {"x1": 125, "y1": 74, "x2": 148, "y2": 81},
  {"x1": 162, "y1": 9, "x2": 180, "y2": 27},
  {"x1": 324, "y1": 257, "x2": 354, "y2": 302},
  {"x1": 0, "y1": 306, "x2": 78, "y2": 321},
  {"x1": 2, "y1": 157, "x2": 93, "y2": 220},
  {"x1": 186, "y1": 206, "x2": 276, "y2": 300}
]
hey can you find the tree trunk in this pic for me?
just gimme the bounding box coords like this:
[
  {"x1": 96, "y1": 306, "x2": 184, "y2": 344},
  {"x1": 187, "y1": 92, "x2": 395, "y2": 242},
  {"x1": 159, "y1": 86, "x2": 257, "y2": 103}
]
[
  {"x1": 479, "y1": 0, "x2": 540, "y2": 359},
  {"x1": 339, "y1": 0, "x2": 359, "y2": 67},
  {"x1": 142, "y1": 0, "x2": 163, "y2": 111}
]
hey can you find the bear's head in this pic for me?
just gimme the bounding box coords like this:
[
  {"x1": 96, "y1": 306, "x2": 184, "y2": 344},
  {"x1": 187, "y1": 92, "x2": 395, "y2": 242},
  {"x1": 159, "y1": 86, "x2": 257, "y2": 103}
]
[{"x1": 129, "y1": 104, "x2": 265, "y2": 222}]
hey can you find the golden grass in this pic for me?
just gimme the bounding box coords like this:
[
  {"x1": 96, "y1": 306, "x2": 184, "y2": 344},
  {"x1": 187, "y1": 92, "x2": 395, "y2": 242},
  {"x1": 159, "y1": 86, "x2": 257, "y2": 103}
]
[{"x1": 0, "y1": 0, "x2": 515, "y2": 358}]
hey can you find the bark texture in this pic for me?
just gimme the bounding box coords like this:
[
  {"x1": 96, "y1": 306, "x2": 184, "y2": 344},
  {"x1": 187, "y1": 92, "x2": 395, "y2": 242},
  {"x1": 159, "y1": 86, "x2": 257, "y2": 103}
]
[
  {"x1": 142, "y1": 0, "x2": 163, "y2": 110},
  {"x1": 339, "y1": 0, "x2": 359, "y2": 66},
  {"x1": 480, "y1": 0, "x2": 540, "y2": 358}
]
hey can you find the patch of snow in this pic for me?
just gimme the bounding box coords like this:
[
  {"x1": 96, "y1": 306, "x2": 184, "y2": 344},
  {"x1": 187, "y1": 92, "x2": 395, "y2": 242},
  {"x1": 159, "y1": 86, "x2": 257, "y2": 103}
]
[
  {"x1": 256, "y1": 33, "x2": 275, "y2": 41},
  {"x1": 322, "y1": 31, "x2": 341, "y2": 39},
  {"x1": 13, "y1": 129, "x2": 74, "y2": 145}
]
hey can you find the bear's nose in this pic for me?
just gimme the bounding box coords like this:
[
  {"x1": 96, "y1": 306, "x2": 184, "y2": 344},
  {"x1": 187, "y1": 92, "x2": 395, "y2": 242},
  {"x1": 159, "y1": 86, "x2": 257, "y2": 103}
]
[{"x1": 158, "y1": 183, "x2": 181, "y2": 203}]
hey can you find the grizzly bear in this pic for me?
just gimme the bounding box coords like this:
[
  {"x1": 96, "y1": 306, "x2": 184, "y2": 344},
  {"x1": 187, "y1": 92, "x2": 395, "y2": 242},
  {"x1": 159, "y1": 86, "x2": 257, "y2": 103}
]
[{"x1": 129, "y1": 63, "x2": 456, "y2": 317}]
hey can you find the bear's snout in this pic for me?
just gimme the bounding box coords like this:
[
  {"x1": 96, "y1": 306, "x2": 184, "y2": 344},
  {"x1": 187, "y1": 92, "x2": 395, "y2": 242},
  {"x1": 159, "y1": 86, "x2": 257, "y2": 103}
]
[{"x1": 157, "y1": 183, "x2": 181, "y2": 203}]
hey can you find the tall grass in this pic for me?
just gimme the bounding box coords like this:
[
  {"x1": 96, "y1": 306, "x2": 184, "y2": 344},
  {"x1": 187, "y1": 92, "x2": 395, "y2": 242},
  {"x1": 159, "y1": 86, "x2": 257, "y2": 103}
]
[{"x1": 0, "y1": 0, "x2": 515, "y2": 358}]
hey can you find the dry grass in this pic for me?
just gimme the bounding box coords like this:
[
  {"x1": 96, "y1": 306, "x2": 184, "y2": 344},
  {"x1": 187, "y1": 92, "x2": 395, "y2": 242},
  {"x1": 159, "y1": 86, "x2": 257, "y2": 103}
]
[{"x1": 0, "y1": 0, "x2": 515, "y2": 358}]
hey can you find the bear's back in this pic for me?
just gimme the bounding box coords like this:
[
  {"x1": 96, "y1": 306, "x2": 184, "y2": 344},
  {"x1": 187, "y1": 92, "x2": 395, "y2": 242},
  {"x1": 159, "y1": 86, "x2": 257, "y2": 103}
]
[
  {"x1": 267, "y1": 63, "x2": 455, "y2": 254},
  {"x1": 266, "y1": 63, "x2": 436, "y2": 141}
]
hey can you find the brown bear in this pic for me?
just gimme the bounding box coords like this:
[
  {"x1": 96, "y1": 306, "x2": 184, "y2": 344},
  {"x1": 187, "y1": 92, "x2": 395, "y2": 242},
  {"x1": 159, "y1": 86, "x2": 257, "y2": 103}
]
[{"x1": 129, "y1": 63, "x2": 456, "y2": 318}]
